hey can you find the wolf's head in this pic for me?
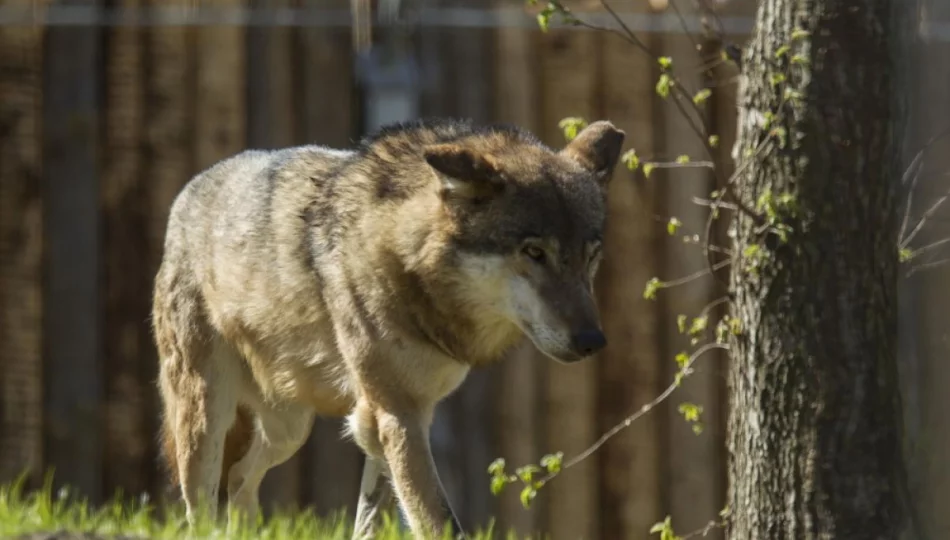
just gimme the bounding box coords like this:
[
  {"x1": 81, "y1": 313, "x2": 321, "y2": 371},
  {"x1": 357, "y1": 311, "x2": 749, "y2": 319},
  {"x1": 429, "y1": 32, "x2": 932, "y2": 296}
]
[{"x1": 425, "y1": 121, "x2": 625, "y2": 364}]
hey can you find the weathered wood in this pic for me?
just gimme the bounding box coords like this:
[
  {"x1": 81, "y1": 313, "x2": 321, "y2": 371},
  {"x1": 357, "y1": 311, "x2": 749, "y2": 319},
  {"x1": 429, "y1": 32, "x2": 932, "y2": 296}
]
[
  {"x1": 490, "y1": 11, "x2": 544, "y2": 537},
  {"x1": 101, "y1": 0, "x2": 152, "y2": 499},
  {"x1": 246, "y1": 0, "x2": 301, "y2": 510},
  {"x1": 539, "y1": 24, "x2": 599, "y2": 540},
  {"x1": 417, "y1": 0, "x2": 466, "y2": 519},
  {"x1": 905, "y1": 2, "x2": 950, "y2": 538},
  {"x1": 0, "y1": 0, "x2": 46, "y2": 487},
  {"x1": 142, "y1": 0, "x2": 195, "y2": 499},
  {"x1": 447, "y1": 23, "x2": 497, "y2": 532},
  {"x1": 657, "y1": 14, "x2": 724, "y2": 535},
  {"x1": 294, "y1": 7, "x2": 363, "y2": 519},
  {"x1": 195, "y1": 0, "x2": 246, "y2": 170},
  {"x1": 42, "y1": 0, "x2": 102, "y2": 501},
  {"x1": 728, "y1": 1, "x2": 907, "y2": 537},
  {"x1": 596, "y1": 27, "x2": 664, "y2": 540}
]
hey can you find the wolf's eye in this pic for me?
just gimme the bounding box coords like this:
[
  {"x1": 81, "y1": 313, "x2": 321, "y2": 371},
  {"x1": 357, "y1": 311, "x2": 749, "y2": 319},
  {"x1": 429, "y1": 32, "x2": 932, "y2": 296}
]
[{"x1": 523, "y1": 244, "x2": 546, "y2": 264}]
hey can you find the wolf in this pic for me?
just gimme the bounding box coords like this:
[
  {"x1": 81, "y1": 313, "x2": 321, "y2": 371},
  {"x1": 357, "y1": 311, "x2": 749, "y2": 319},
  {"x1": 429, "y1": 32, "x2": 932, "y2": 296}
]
[{"x1": 152, "y1": 117, "x2": 624, "y2": 539}]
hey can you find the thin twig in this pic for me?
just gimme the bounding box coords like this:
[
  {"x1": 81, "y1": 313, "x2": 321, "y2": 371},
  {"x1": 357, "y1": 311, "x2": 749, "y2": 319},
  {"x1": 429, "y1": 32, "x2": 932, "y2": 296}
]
[
  {"x1": 900, "y1": 126, "x2": 950, "y2": 242},
  {"x1": 598, "y1": 0, "x2": 655, "y2": 56},
  {"x1": 901, "y1": 186, "x2": 950, "y2": 249},
  {"x1": 702, "y1": 139, "x2": 774, "y2": 285},
  {"x1": 906, "y1": 257, "x2": 950, "y2": 278},
  {"x1": 905, "y1": 237, "x2": 950, "y2": 260},
  {"x1": 699, "y1": 296, "x2": 730, "y2": 318},
  {"x1": 538, "y1": 342, "x2": 730, "y2": 481},
  {"x1": 681, "y1": 518, "x2": 728, "y2": 539},
  {"x1": 664, "y1": 259, "x2": 731, "y2": 289},
  {"x1": 692, "y1": 196, "x2": 738, "y2": 210},
  {"x1": 669, "y1": 0, "x2": 701, "y2": 54},
  {"x1": 650, "y1": 160, "x2": 716, "y2": 170}
]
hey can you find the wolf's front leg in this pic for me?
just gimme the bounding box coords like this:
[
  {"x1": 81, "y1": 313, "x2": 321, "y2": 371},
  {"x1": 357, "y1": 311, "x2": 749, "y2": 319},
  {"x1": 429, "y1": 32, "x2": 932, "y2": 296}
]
[
  {"x1": 377, "y1": 409, "x2": 463, "y2": 538},
  {"x1": 349, "y1": 399, "x2": 463, "y2": 539}
]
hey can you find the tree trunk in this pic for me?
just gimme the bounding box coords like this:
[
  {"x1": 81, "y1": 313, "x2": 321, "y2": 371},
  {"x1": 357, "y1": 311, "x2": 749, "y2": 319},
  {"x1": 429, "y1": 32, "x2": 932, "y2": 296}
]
[{"x1": 728, "y1": 1, "x2": 909, "y2": 538}]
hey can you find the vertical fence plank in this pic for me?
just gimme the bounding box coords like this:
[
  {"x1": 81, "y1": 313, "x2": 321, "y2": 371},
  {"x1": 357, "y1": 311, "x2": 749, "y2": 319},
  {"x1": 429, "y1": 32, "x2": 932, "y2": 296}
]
[
  {"x1": 195, "y1": 0, "x2": 246, "y2": 170},
  {"x1": 657, "y1": 6, "x2": 724, "y2": 534},
  {"x1": 102, "y1": 0, "x2": 152, "y2": 499},
  {"x1": 491, "y1": 7, "x2": 543, "y2": 536},
  {"x1": 42, "y1": 0, "x2": 102, "y2": 502},
  {"x1": 295, "y1": 1, "x2": 362, "y2": 519},
  {"x1": 417, "y1": 1, "x2": 467, "y2": 517},
  {"x1": 539, "y1": 21, "x2": 600, "y2": 540},
  {"x1": 0, "y1": 0, "x2": 46, "y2": 487},
  {"x1": 143, "y1": 0, "x2": 195, "y2": 498},
  {"x1": 246, "y1": 0, "x2": 302, "y2": 511},
  {"x1": 597, "y1": 24, "x2": 664, "y2": 540},
  {"x1": 448, "y1": 20, "x2": 497, "y2": 532}
]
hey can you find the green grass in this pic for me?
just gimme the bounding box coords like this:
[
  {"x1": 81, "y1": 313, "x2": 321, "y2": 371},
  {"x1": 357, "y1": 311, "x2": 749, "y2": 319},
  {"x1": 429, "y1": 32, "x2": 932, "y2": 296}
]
[{"x1": 0, "y1": 478, "x2": 505, "y2": 539}]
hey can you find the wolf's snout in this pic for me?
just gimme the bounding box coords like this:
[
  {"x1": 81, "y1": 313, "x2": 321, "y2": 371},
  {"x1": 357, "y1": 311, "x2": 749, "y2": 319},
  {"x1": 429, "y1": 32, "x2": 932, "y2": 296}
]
[{"x1": 571, "y1": 328, "x2": 607, "y2": 357}]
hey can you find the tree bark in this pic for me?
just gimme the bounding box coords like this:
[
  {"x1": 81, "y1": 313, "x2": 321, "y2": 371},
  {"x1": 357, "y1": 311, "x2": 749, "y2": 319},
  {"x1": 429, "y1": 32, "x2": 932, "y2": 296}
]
[{"x1": 728, "y1": 1, "x2": 909, "y2": 538}]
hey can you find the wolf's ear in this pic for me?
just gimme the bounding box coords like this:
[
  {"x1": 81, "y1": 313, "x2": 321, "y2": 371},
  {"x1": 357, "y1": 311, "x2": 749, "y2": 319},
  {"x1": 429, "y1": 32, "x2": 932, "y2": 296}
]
[
  {"x1": 560, "y1": 121, "x2": 625, "y2": 186},
  {"x1": 424, "y1": 143, "x2": 505, "y2": 202}
]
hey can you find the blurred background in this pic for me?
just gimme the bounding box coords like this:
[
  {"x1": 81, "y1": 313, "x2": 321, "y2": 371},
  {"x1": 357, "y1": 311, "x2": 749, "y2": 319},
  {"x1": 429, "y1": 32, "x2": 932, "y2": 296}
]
[{"x1": 1, "y1": 0, "x2": 950, "y2": 538}]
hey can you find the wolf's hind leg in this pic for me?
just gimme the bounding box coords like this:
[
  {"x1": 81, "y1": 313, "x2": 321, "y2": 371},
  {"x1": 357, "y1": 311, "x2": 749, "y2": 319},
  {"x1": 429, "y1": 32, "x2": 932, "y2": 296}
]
[
  {"x1": 161, "y1": 337, "x2": 241, "y2": 525},
  {"x1": 225, "y1": 401, "x2": 314, "y2": 524}
]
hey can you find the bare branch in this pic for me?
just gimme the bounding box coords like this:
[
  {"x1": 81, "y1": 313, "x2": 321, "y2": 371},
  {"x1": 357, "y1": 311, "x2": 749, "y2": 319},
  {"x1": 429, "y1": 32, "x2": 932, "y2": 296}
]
[
  {"x1": 905, "y1": 257, "x2": 950, "y2": 278},
  {"x1": 900, "y1": 126, "x2": 950, "y2": 243},
  {"x1": 539, "y1": 342, "x2": 730, "y2": 482},
  {"x1": 681, "y1": 518, "x2": 728, "y2": 539},
  {"x1": 598, "y1": 0, "x2": 655, "y2": 57},
  {"x1": 692, "y1": 196, "x2": 738, "y2": 211},
  {"x1": 905, "y1": 237, "x2": 950, "y2": 261},
  {"x1": 650, "y1": 160, "x2": 716, "y2": 170},
  {"x1": 901, "y1": 186, "x2": 950, "y2": 249},
  {"x1": 664, "y1": 259, "x2": 731, "y2": 289}
]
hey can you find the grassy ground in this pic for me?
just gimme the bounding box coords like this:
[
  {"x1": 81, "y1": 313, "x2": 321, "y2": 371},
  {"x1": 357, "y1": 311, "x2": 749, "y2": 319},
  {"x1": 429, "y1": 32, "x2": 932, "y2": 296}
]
[{"x1": 0, "y1": 480, "x2": 503, "y2": 539}]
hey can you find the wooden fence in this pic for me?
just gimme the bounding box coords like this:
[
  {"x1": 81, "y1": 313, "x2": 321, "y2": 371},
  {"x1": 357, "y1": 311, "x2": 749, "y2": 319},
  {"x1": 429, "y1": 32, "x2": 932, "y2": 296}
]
[{"x1": 5, "y1": 0, "x2": 950, "y2": 539}]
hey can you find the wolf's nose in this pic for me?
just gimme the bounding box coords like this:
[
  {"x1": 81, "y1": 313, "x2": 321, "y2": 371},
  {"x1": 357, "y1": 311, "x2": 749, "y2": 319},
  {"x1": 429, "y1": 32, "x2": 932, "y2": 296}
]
[{"x1": 572, "y1": 329, "x2": 607, "y2": 356}]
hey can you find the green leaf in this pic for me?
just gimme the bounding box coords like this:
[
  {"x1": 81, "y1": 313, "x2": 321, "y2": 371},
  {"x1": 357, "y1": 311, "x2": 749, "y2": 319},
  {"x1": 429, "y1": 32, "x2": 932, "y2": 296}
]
[
  {"x1": 791, "y1": 28, "x2": 810, "y2": 40},
  {"x1": 490, "y1": 475, "x2": 508, "y2": 496},
  {"x1": 622, "y1": 149, "x2": 640, "y2": 171},
  {"x1": 708, "y1": 135, "x2": 720, "y2": 148},
  {"x1": 692, "y1": 88, "x2": 712, "y2": 105},
  {"x1": 655, "y1": 73, "x2": 673, "y2": 99},
  {"x1": 520, "y1": 486, "x2": 537, "y2": 509},
  {"x1": 675, "y1": 154, "x2": 690, "y2": 164},
  {"x1": 729, "y1": 317, "x2": 742, "y2": 335},
  {"x1": 643, "y1": 277, "x2": 662, "y2": 300},
  {"x1": 771, "y1": 126, "x2": 788, "y2": 148},
  {"x1": 487, "y1": 458, "x2": 506, "y2": 477},
  {"x1": 743, "y1": 244, "x2": 761, "y2": 259},
  {"x1": 676, "y1": 314, "x2": 687, "y2": 334},
  {"x1": 674, "y1": 352, "x2": 690, "y2": 369},
  {"x1": 667, "y1": 217, "x2": 682, "y2": 235},
  {"x1": 536, "y1": 11, "x2": 550, "y2": 32},
  {"x1": 678, "y1": 402, "x2": 703, "y2": 423},
  {"x1": 791, "y1": 54, "x2": 808, "y2": 65},
  {"x1": 657, "y1": 56, "x2": 673, "y2": 70},
  {"x1": 899, "y1": 247, "x2": 913, "y2": 262},
  {"x1": 643, "y1": 162, "x2": 656, "y2": 178},
  {"x1": 516, "y1": 464, "x2": 542, "y2": 483},
  {"x1": 558, "y1": 117, "x2": 588, "y2": 142},
  {"x1": 692, "y1": 423, "x2": 704, "y2": 435},
  {"x1": 540, "y1": 452, "x2": 563, "y2": 474},
  {"x1": 774, "y1": 44, "x2": 791, "y2": 59},
  {"x1": 688, "y1": 315, "x2": 708, "y2": 336}
]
